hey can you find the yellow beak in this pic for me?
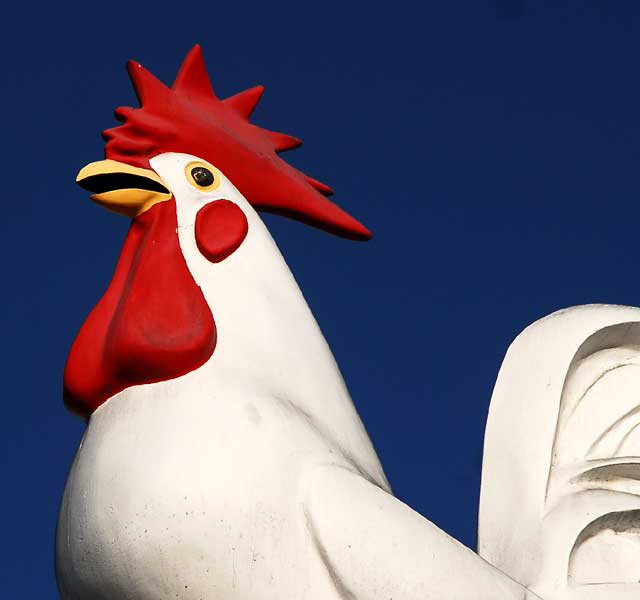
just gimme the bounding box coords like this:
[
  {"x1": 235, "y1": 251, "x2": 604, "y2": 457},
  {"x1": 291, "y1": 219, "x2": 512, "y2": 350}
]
[{"x1": 76, "y1": 159, "x2": 171, "y2": 217}]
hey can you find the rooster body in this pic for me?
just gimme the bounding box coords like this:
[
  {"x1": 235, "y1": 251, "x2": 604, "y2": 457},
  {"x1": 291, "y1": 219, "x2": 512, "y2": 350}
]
[{"x1": 57, "y1": 50, "x2": 540, "y2": 600}]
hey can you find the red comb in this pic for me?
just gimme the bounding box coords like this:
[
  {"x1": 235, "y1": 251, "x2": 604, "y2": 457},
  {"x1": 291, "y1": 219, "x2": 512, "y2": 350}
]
[{"x1": 102, "y1": 45, "x2": 371, "y2": 240}]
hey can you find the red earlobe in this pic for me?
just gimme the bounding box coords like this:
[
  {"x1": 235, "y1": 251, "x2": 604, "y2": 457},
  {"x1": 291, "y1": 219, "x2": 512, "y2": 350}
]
[{"x1": 195, "y1": 200, "x2": 248, "y2": 263}]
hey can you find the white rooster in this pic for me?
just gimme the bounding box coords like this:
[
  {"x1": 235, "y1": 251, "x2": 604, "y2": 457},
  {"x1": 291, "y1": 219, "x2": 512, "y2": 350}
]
[{"x1": 57, "y1": 45, "x2": 539, "y2": 600}]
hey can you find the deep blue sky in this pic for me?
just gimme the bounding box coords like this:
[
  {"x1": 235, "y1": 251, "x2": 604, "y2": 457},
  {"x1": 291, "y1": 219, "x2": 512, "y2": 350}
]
[{"x1": 3, "y1": 1, "x2": 640, "y2": 596}]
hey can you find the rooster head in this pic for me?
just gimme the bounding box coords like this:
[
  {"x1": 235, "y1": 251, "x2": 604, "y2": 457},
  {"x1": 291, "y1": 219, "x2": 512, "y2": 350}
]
[{"x1": 65, "y1": 46, "x2": 369, "y2": 418}]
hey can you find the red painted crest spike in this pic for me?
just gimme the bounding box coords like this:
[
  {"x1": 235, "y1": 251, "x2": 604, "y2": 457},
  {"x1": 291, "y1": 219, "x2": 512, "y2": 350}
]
[
  {"x1": 105, "y1": 45, "x2": 372, "y2": 240},
  {"x1": 223, "y1": 85, "x2": 265, "y2": 120},
  {"x1": 126, "y1": 61, "x2": 170, "y2": 106},
  {"x1": 172, "y1": 44, "x2": 218, "y2": 101},
  {"x1": 267, "y1": 131, "x2": 303, "y2": 153},
  {"x1": 303, "y1": 175, "x2": 334, "y2": 196}
]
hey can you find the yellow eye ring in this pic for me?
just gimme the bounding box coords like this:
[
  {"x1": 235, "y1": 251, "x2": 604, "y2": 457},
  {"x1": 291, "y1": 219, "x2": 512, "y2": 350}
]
[{"x1": 185, "y1": 161, "x2": 221, "y2": 192}]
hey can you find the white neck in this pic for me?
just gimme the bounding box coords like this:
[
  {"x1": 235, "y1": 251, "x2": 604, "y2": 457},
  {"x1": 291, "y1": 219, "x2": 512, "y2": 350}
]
[{"x1": 154, "y1": 153, "x2": 387, "y2": 487}]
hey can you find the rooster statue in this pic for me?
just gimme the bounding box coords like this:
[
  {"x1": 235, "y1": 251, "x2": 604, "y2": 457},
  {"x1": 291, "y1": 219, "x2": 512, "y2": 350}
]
[{"x1": 57, "y1": 46, "x2": 539, "y2": 599}]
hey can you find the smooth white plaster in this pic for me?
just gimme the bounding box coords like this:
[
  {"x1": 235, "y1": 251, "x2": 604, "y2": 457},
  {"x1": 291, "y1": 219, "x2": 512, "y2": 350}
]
[{"x1": 479, "y1": 304, "x2": 640, "y2": 600}]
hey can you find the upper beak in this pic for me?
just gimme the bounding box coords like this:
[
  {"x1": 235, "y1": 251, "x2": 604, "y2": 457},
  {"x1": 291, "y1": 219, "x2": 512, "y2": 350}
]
[{"x1": 76, "y1": 159, "x2": 171, "y2": 217}]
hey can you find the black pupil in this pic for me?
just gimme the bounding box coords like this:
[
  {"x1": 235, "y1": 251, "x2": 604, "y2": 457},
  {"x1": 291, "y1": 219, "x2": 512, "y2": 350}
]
[{"x1": 191, "y1": 166, "x2": 214, "y2": 187}]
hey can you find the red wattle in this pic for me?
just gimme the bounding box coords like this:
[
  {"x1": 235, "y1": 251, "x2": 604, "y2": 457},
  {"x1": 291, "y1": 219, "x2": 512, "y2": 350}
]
[{"x1": 63, "y1": 199, "x2": 216, "y2": 417}]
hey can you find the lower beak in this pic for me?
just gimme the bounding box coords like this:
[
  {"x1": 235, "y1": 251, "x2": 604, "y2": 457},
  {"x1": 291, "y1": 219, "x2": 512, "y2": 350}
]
[{"x1": 76, "y1": 159, "x2": 171, "y2": 217}]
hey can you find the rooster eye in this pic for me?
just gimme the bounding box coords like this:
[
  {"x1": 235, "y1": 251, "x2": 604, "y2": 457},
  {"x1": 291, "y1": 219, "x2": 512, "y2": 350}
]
[
  {"x1": 185, "y1": 161, "x2": 221, "y2": 192},
  {"x1": 191, "y1": 167, "x2": 214, "y2": 187}
]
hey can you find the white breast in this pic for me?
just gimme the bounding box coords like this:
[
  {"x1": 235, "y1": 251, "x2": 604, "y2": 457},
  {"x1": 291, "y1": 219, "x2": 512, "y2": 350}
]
[{"x1": 57, "y1": 369, "x2": 349, "y2": 598}]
